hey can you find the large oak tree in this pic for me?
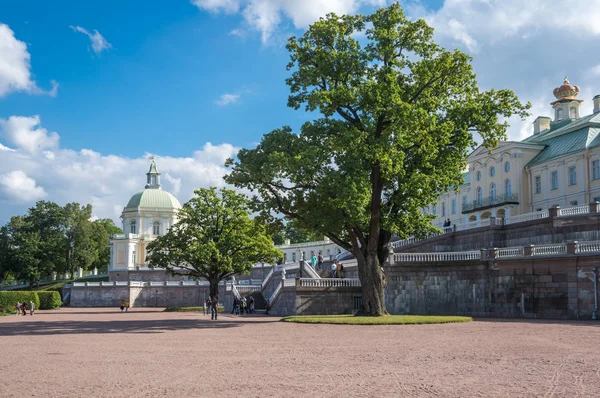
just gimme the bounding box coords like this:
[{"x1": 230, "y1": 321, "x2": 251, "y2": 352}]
[
  {"x1": 146, "y1": 187, "x2": 281, "y2": 297},
  {"x1": 225, "y1": 4, "x2": 529, "y2": 315}
]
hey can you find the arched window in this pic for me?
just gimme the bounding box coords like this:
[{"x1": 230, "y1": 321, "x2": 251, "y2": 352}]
[
  {"x1": 489, "y1": 183, "x2": 497, "y2": 200},
  {"x1": 129, "y1": 220, "x2": 136, "y2": 234},
  {"x1": 505, "y1": 179, "x2": 512, "y2": 196},
  {"x1": 570, "y1": 107, "x2": 577, "y2": 119},
  {"x1": 153, "y1": 221, "x2": 160, "y2": 236},
  {"x1": 557, "y1": 108, "x2": 563, "y2": 121},
  {"x1": 476, "y1": 187, "x2": 482, "y2": 204}
]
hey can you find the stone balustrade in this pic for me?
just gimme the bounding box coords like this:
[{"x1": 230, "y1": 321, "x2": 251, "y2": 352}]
[
  {"x1": 298, "y1": 278, "x2": 361, "y2": 288},
  {"x1": 390, "y1": 203, "x2": 600, "y2": 250},
  {"x1": 72, "y1": 280, "x2": 211, "y2": 288},
  {"x1": 394, "y1": 251, "x2": 481, "y2": 262}
]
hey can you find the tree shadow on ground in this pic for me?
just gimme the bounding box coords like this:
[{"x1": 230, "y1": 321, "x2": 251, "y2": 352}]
[{"x1": 0, "y1": 317, "x2": 275, "y2": 336}]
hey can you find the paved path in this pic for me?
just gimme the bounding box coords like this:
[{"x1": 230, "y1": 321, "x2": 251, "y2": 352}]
[{"x1": 1, "y1": 308, "x2": 600, "y2": 397}]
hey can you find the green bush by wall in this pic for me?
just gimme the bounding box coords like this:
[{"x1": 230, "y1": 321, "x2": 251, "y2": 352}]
[
  {"x1": 0, "y1": 291, "x2": 41, "y2": 310},
  {"x1": 37, "y1": 291, "x2": 62, "y2": 309}
]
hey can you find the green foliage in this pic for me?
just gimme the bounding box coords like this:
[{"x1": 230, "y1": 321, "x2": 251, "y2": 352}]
[
  {"x1": 0, "y1": 291, "x2": 40, "y2": 311},
  {"x1": 225, "y1": 3, "x2": 529, "y2": 315},
  {"x1": 0, "y1": 200, "x2": 120, "y2": 285},
  {"x1": 37, "y1": 291, "x2": 62, "y2": 309},
  {"x1": 281, "y1": 315, "x2": 473, "y2": 325},
  {"x1": 147, "y1": 187, "x2": 281, "y2": 296}
]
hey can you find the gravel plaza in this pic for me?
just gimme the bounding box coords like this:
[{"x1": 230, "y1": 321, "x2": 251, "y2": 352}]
[{"x1": 1, "y1": 308, "x2": 600, "y2": 397}]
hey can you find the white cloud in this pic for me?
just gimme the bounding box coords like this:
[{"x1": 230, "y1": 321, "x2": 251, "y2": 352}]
[
  {"x1": 192, "y1": 0, "x2": 387, "y2": 44},
  {"x1": 192, "y1": 0, "x2": 242, "y2": 14},
  {"x1": 0, "y1": 170, "x2": 47, "y2": 203},
  {"x1": 0, "y1": 23, "x2": 57, "y2": 97},
  {"x1": 70, "y1": 26, "x2": 112, "y2": 55},
  {"x1": 215, "y1": 93, "x2": 241, "y2": 105},
  {"x1": 0, "y1": 115, "x2": 60, "y2": 155},
  {"x1": 408, "y1": 0, "x2": 600, "y2": 140},
  {"x1": 0, "y1": 116, "x2": 240, "y2": 224}
]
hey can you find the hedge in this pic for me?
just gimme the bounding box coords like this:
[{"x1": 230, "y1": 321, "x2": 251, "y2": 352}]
[
  {"x1": 0, "y1": 291, "x2": 41, "y2": 311},
  {"x1": 37, "y1": 291, "x2": 62, "y2": 310}
]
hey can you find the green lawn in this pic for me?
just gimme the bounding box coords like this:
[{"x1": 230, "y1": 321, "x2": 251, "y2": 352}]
[
  {"x1": 281, "y1": 314, "x2": 472, "y2": 325},
  {"x1": 164, "y1": 306, "x2": 224, "y2": 313}
]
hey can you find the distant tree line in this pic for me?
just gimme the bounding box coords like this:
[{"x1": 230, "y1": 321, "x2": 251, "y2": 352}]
[{"x1": 0, "y1": 201, "x2": 121, "y2": 286}]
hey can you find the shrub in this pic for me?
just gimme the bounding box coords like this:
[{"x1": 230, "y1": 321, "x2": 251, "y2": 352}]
[
  {"x1": 37, "y1": 291, "x2": 62, "y2": 310},
  {"x1": 0, "y1": 291, "x2": 40, "y2": 311}
]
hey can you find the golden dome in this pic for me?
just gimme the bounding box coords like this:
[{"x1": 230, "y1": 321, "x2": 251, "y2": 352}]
[{"x1": 552, "y1": 76, "x2": 581, "y2": 102}]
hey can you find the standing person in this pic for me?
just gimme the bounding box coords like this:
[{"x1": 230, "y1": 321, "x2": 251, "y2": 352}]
[
  {"x1": 211, "y1": 296, "x2": 219, "y2": 320},
  {"x1": 29, "y1": 300, "x2": 35, "y2": 316},
  {"x1": 242, "y1": 297, "x2": 248, "y2": 314},
  {"x1": 331, "y1": 261, "x2": 337, "y2": 278},
  {"x1": 231, "y1": 297, "x2": 238, "y2": 314},
  {"x1": 317, "y1": 252, "x2": 324, "y2": 270},
  {"x1": 311, "y1": 253, "x2": 317, "y2": 269},
  {"x1": 21, "y1": 302, "x2": 27, "y2": 316},
  {"x1": 338, "y1": 261, "x2": 344, "y2": 279},
  {"x1": 120, "y1": 300, "x2": 125, "y2": 312},
  {"x1": 206, "y1": 296, "x2": 212, "y2": 316},
  {"x1": 249, "y1": 296, "x2": 255, "y2": 314},
  {"x1": 15, "y1": 301, "x2": 21, "y2": 316}
]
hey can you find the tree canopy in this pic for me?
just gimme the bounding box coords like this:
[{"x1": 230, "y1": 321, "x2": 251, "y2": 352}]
[
  {"x1": 0, "y1": 201, "x2": 121, "y2": 286},
  {"x1": 225, "y1": 3, "x2": 529, "y2": 315},
  {"x1": 146, "y1": 187, "x2": 281, "y2": 297}
]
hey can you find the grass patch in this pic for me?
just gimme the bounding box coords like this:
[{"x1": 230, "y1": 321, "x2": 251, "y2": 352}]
[
  {"x1": 281, "y1": 314, "x2": 472, "y2": 325},
  {"x1": 164, "y1": 305, "x2": 224, "y2": 313}
]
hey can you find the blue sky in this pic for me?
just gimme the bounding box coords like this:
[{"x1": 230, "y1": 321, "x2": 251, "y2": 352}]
[{"x1": 1, "y1": 0, "x2": 600, "y2": 225}]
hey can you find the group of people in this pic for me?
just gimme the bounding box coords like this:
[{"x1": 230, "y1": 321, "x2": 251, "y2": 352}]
[
  {"x1": 15, "y1": 301, "x2": 35, "y2": 316},
  {"x1": 330, "y1": 260, "x2": 344, "y2": 278},
  {"x1": 231, "y1": 296, "x2": 255, "y2": 315},
  {"x1": 442, "y1": 219, "x2": 453, "y2": 232},
  {"x1": 203, "y1": 295, "x2": 220, "y2": 320},
  {"x1": 310, "y1": 252, "x2": 324, "y2": 270}
]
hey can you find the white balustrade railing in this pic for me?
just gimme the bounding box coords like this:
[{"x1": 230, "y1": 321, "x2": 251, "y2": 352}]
[
  {"x1": 115, "y1": 281, "x2": 128, "y2": 286},
  {"x1": 576, "y1": 241, "x2": 600, "y2": 253},
  {"x1": 302, "y1": 261, "x2": 322, "y2": 279},
  {"x1": 532, "y1": 243, "x2": 567, "y2": 256},
  {"x1": 496, "y1": 247, "x2": 524, "y2": 258},
  {"x1": 558, "y1": 205, "x2": 589, "y2": 217},
  {"x1": 394, "y1": 251, "x2": 480, "y2": 262},
  {"x1": 299, "y1": 278, "x2": 361, "y2": 288},
  {"x1": 268, "y1": 282, "x2": 282, "y2": 307},
  {"x1": 505, "y1": 210, "x2": 549, "y2": 224},
  {"x1": 261, "y1": 267, "x2": 275, "y2": 290},
  {"x1": 235, "y1": 285, "x2": 262, "y2": 293}
]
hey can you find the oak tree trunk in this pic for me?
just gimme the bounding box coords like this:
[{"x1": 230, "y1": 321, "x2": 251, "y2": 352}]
[
  {"x1": 356, "y1": 250, "x2": 386, "y2": 316},
  {"x1": 209, "y1": 280, "x2": 219, "y2": 299}
]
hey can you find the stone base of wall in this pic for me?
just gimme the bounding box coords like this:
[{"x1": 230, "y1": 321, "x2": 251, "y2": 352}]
[
  {"x1": 384, "y1": 255, "x2": 600, "y2": 320},
  {"x1": 268, "y1": 285, "x2": 362, "y2": 316},
  {"x1": 70, "y1": 285, "x2": 228, "y2": 308}
]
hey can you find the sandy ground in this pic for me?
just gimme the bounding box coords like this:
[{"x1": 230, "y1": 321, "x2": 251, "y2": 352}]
[{"x1": 1, "y1": 309, "x2": 600, "y2": 397}]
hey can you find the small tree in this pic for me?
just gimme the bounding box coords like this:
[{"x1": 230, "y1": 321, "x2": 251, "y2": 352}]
[
  {"x1": 146, "y1": 187, "x2": 281, "y2": 297},
  {"x1": 225, "y1": 4, "x2": 529, "y2": 315}
]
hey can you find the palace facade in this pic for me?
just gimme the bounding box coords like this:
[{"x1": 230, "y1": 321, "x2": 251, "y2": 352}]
[{"x1": 429, "y1": 78, "x2": 600, "y2": 227}]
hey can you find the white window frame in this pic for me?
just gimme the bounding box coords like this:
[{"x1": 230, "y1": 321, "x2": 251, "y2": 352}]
[
  {"x1": 153, "y1": 221, "x2": 160, "y2": 236},
  {"x1": 451, "y1": 199, "x2": 456, "y2": 215},
  {"x1": 489, "y1": 183, "x2": 497, "y2": 199},
  {"x1": 130, "y1": 220, "x2": 136, "y2": 234},
  {"x1": 550, "y1": 171, "x2": 558, "y2": 190},
  {"x1": 592, "y1": 160, "x2": 600, "y2": 180},
  {"x1": 568, "y1": 166, "x2": 577, "y2": 186},
  {"x1": 505, "y1": 179, "x2": 512, "y2": 196},
  {"x1": 534, "y1": 176, "x2": 541, "y2": 194},
  {"x1": 441, "y1": 202, "x2": 446, "y2": 217}
]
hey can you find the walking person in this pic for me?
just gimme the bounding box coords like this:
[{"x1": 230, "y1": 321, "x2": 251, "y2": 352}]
[
  {"x1": 231, "y1": 297, "x2": 238, "y2": 314},
  {"x1": 29, "y1": 300, "x2": 35, "y2": 316},
  {"x1": 331, "y1": 261, "x2": 337, "y2": 278},
  {"x1": 311, "y1": 253, "x2": 317, "y2": 269},
  {"x1": 15, "y1": 301, "x2": 20, "y2": 316},
  {"x1": 317, "y1": 252, "x2": 324, "y2": 271},
  {"x1": 206, "y1": 296, "x2": 212, "y2": 316},
  {"x1": 338, "y1": 261, "x2": 344, "y2": 279},
  {"x1": 211, "y1": 296, "x2": 219, "y2": 320},
  {"x1": 21, "y1": 302, "x2": 27, "y2": 316},
  {"x1": 249, "y1": 296, "x2": 255, "y2": 314}
]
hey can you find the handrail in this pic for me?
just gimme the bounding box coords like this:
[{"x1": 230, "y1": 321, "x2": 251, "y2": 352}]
[
  {"x1": 268, "y1": 281, "x2": 283, "y2": 307},
  {"x1": 301, "y1": 260, "x2": 322, "y2": 279},
  {"x1": 231, "y1": 284, "x2": 242, "y2": 300},
  {"x1": 261, "y1": 267, "x2": 275, "y2": 290}
]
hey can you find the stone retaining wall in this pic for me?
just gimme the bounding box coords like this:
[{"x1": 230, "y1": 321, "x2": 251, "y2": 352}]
[{"x1": 384, "y1": 254, "x2": 600, "y2": 319}]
